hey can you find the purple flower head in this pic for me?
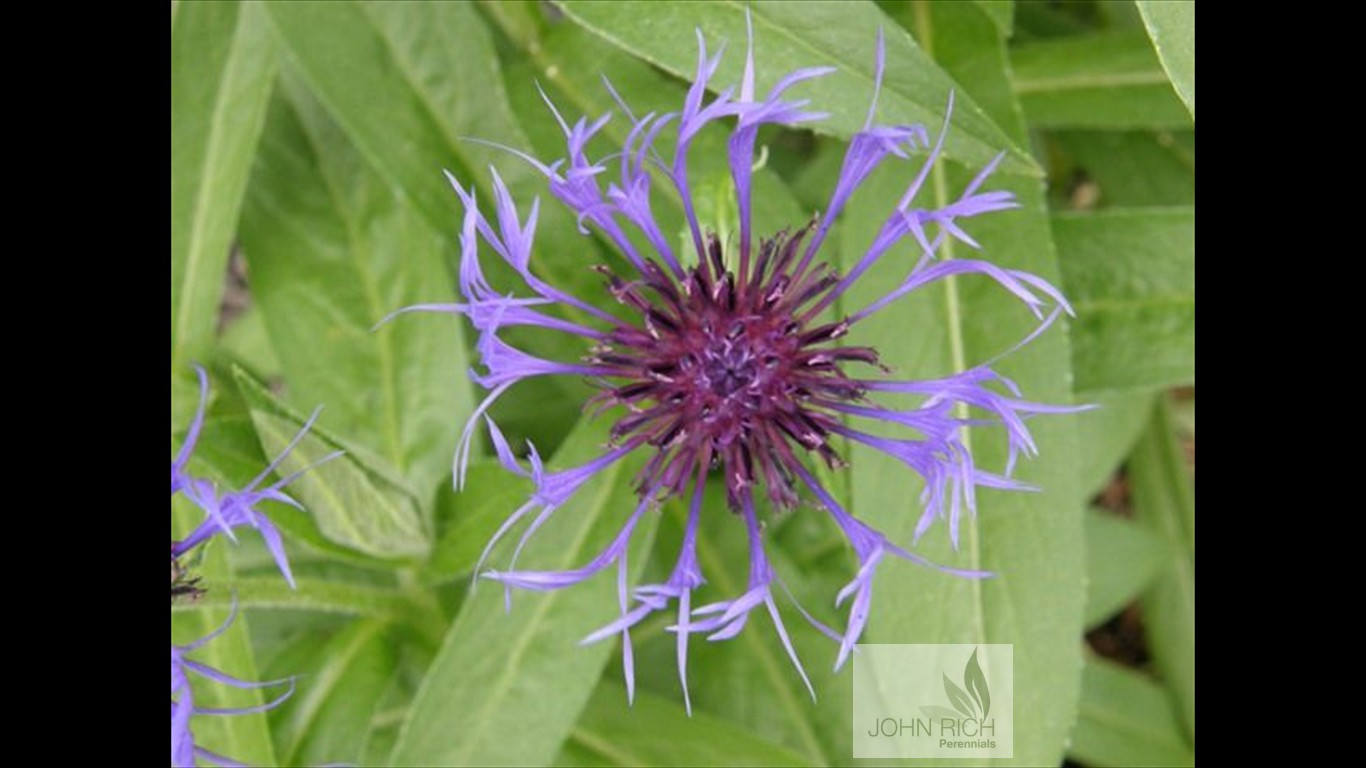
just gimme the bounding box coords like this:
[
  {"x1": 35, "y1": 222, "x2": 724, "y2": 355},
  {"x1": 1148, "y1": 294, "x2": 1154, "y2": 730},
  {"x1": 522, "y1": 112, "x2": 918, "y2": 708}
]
[
  {"x1": 393, "y1": 23, "x2": 1077, "y2": 709},
  {"x1": 171, "y1": 603, "x2": 294, "y2": 768}
]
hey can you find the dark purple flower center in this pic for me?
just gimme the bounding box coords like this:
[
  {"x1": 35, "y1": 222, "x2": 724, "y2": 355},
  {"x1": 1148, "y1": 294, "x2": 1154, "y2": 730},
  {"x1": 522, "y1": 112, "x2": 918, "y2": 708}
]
[{"x1": 592, "y1": 225, "x2": 878, "y2": 510}]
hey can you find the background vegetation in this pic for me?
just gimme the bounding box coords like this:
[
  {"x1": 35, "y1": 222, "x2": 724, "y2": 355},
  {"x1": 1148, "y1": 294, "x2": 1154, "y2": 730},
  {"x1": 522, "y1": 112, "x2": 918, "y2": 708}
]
[{"x1": 170, "y1": 1, "x2": 1195, "y2": 765}]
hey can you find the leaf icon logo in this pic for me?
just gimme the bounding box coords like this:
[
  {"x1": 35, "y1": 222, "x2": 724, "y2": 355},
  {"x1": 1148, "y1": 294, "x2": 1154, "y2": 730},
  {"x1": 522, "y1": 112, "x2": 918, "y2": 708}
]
[
  {"x1": 943, "y1": 674, "x2": 977, "y2": 719},
  {"x1": 964, "y1": 648, "x2": 991, "y2": 719}
]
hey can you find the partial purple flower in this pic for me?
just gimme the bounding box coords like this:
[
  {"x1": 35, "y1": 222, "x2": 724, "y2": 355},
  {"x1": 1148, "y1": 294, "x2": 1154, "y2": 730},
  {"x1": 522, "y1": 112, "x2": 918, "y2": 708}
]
[
  {"x1": 171, "y1": 366, "x2": 340, "y2": 588},
  {"x1": 171, "y1": 604, "x2": 293, "y2": 768},
  {"x1": 171, "y1": 367, "x2": 337, "y2": 764},
  {"x1": 394, "y1": 24, "x2": 1076, "y2": 708}
]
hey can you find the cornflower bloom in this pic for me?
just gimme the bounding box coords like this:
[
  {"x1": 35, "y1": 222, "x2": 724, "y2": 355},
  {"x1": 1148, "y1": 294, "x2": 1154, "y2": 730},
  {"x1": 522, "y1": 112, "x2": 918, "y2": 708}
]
[
  {"x1": 393, "y1": 23, "x2": 1074, "y2": 709},
  {"x1": 171, "y1": 367, "x2": 336, "y2": 765}
]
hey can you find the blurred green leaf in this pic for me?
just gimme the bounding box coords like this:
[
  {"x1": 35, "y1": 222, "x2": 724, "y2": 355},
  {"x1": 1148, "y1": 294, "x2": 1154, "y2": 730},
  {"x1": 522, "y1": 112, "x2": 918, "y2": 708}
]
[
  {"x1": 267, "y1": 619, "x2": 397, "y2": 767},
  {"x1": 172, "y1": 0, "x2": 277, "y2": 365},
  {"x1": 241, "y1": 73, "x2": 469, "y2": 504},
  {"x1": 1136, "y1": 1, "x2": 1195, "y2": 117},
  {"x1": 172, "y1": 367, "x2": 206, "y2": 434},
  {"x1": 389, "y1": 418, "x2": 660, "y2": 766},
  {"x1": 1075, "y1": 390, "x2": 1158, "y2": 498},
  {"x1": 1083, "y1": 510, "x2": 1170, "y2": 628},
  {"x1": 1013, "y1": 0, "x2": 1093, "y2": 39},
  {"x1": 1172, "y1": 395, "x2": 1195, "y2": 437},
  {"x1": 973, "y1": 0, "x2": 1014, "y2": 35},
  {"x1": 235, "y1": 368, "x2": 430, "y2": 560},
  {"x1": 1054, "y1": 208, "x2": 1195, "y2": 394},
  {"x1": 219, "y1": 305, "x2": 283, "y2": 380},
  {"x1": 1130, "y1": 399, "x2": 1195, "y2": 739},
  {"x1": 555, "y1": 681, "x2": 817, "y2": 767},
  {"x1": 358, "y1": 630, "x2": 440, "y2": 766},
  {"x1": 477, "y1": 0, "x2": 544, "y2": 47},
  {"x1": 555, "y1": 0, "x2": 1038, "y2": 175},
  {"x1": 1012, "y1": 31, "x2": 1190, "y2": 128},
  {"x1": 1069, "y1": 656, "x2": 1194, "y2": 767},
  {"x1": 847, "y1": 4, "x2": 1084, "y2": 764},
  {"x1": 1047, "y1": 130, "x2": 1194, "y2": 208}
]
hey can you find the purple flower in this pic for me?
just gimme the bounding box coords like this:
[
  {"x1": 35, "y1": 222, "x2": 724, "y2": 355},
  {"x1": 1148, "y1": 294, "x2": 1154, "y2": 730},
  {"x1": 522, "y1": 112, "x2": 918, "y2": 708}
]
[
  {"x1": 171, "y1": 368, "x2": 337, "y2": 763},
  {"x1": 397, "y1": 23, "x2": 1074, "y2": 709}
]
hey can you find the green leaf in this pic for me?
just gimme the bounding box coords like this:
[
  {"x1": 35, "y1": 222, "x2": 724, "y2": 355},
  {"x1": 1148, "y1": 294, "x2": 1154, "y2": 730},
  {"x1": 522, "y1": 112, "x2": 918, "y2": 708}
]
[
  {"x1": 357, "y1": 632, "x2": 440, "y2": 766},
  {"x1": 219, "y1": 305, "x2": 283, "y2": 380},
  {"x1": 181, "y1": 411, "x2": 412, "y2": 572},
  {"x1": 425, "y1": 461, "x2": 536, "y2": 584},
  {"x1": 171, "y1": 0, "x2": 277, "y2": 365},
  {"x1": 234, "y1": 368, "x2": 430, "y2": 560},
  {"x1": 1012, "y1": 31, "x2": 1190, "y2": 128},
  {"x1": 1172, "y1": 395, "x2": 1195, "y2": 437},
  {"x1": 555, "y1": 681, "x2": 817, "y2": 767},
  {"x1": 477, "y1": 0, "x2": 545, "y2": 47},
  {"x1": 262, "y1": 0, "x2": 543, "y2": 239},
  {"x1": 1130, "y1": 399, "x2": 1195, "y2": 739},
  {"x1": 171, "y1": 576, "x2": 428, "y2": 626},
  {"x1": 554, "y1": 0, "x2": 1039, "y2": 175},
  {"x1": 1135, "y1": 0, "x2": 1195, "y2": 117},
  {"x1": 172, "y1": 367, "x2": 206, "y2": 434},
  {"x1": 1075, "y1": 390, "x2": 1158, "y2": 498},
  {"x1": 850, "y1": 4, "x2": 1084, "y2": 765},
  {"x1": 267, "y1": 619, "x2": 397, "y2": 767},
  {"x1": 389, "y1": 418, "x2": 660, "y2": 767},
  {"x1": 1069, "y1": 657, "x2": 1194, "y2": 767},
  {"x1": 1083, "y1": 510, "x2": 1170, "y2": 628},
  {"x1": 1054, "y1": 208, "x2": 1195, "y2": 393},
  {"x1": 241, "y1": 72, "x2": 470, "y2": 504},
  {"x1": 1012, "y1": 1, "x2": 1094, "y2": 38},
  {"x1": 257, "y1": 1, "x2": 627, "y2": 479}
]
